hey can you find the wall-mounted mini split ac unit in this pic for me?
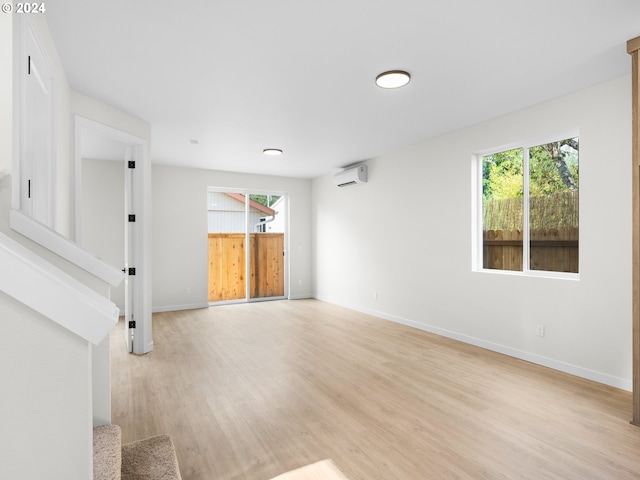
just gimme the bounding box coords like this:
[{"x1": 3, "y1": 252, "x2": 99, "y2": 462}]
[{"x1": 334, "y1": 165, "x2": 368, "y2": 187}]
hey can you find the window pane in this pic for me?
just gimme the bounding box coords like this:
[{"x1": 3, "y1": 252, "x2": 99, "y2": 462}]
[
  {"x1": 482, "y1": 148, "x2": 524, "y2": 271},
  {"x1": 528, "y1": 138, "x2": 579, "y2": 273}
]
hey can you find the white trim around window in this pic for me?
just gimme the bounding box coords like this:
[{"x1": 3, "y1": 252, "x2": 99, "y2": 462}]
[{"x1": 472, "y1": 130, "x2": 580, "y2": 280}]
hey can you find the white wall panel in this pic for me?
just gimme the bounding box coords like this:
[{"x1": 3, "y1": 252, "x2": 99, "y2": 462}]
[
  {"x1": 0, "y1": 293, "x2": 92, "y2": 479},
  {"x1": 312, "y1": 75, "x2": 632, "y2": 389},
  {"x1": 152, "y1": 167, "x2": 312, "y2": 310}
]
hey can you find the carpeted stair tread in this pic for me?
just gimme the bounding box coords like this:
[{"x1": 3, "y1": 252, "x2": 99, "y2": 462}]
[
  {"x1": 121, "y1": 434, "x2": 182, "y2": 480},
  {"x1": 93, "y1": 425, "x2": 122, "y2": 480}
]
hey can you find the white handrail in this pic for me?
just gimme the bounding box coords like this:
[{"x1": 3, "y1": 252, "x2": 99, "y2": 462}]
[
  {"x1": 0, "y1": 230, "x2": 119, "y2": 345},
  {"x1": 10, "y1": 209, "x2": 125, "y2": 286}
]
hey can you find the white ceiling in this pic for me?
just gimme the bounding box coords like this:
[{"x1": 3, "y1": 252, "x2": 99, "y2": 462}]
[{"x1": 45, "y1": 0, "x2": 640, "y2": 179}]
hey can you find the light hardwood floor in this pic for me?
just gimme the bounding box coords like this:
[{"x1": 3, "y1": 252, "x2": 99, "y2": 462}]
[{"x1": 111, "y1": 299, "x2": 640, "y2": 480}]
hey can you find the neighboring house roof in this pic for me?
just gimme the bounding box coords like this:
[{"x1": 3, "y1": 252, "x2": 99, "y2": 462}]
[{"x1": 225, "y1": 193, "x2": 275, "y2": 216}]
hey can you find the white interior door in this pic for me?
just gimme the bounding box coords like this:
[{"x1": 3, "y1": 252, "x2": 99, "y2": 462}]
[{"x1": 20, "y1": 19, "x2": 54, "y2": 227}]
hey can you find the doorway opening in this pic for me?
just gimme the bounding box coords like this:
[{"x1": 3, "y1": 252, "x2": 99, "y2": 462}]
[
  {"x1": 75, "y1": 116, "x2": 151, "y2": 354},
  {"x1": 207, "y1": 188, "x2": 288, "y2": 304}
]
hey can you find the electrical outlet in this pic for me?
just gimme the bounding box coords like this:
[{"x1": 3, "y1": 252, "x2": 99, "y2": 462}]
[
  {"x1": 374, "y1": 292, "x2": 378, "y2": 300},
  {"x1": 536, "y1": 324, "x2": 545, "y2": 337},
  {"x1": 186, "y1": 287, "x2": 191, "y2": 295}
]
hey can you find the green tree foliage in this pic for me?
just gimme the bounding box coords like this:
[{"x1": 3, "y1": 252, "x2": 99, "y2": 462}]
[
  {"x1": 482, "y1": 138, "x2": 578, "y2": 200},
  {"x1": 249, "y1": 194, "x2": 281, "y2": 207},
  {"x1": 529, "y1": 138, "x2": 578, "y2": 196},
  {"x1": 482, "y1": 148, "x2": 523, "y2": 199}
]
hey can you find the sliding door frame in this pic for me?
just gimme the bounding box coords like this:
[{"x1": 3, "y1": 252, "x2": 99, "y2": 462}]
[{"x1": 207, "y1": 186, "x2": 289, "y2": 304}]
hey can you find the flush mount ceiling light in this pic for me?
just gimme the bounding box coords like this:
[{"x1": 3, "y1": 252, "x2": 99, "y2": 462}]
[
  {"x1": 263, "y1": 148, "x2": 283, "y2": 156},
  {"x1": 375, "y1": 70, "x2": 411, "y2": 89}
]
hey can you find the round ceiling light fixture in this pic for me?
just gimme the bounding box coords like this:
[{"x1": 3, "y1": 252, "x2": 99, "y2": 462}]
[
  {"x1": 263, "y1": 148, "x2": 283, "y2": 156},
  {"x1": 375, "y1": 70, "x2": 411, "y2": 89}
]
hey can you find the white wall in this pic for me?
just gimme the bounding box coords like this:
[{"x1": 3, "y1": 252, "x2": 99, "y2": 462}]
[
  {"x1": 312, "y1": 75, "x2": 632, "y2": 390},
  {"x1": 72, "y1": 91, "x2": 151, "y2": 142},
  {"x1": 81, "y1": 158, "x2": 125, "y2": 310},
  {"x1": 152, "y1": 165, "x2": 313, "y2": 311},
  {"x1": 0, "y1": 291, "x2": 93, "y2": 479},
  {"x1": 0, "y1": 14, "x2": 95, "y2": 480}
]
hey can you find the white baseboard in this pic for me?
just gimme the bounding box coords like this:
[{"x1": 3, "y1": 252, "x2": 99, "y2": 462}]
[
  {"x1": 153, "y1": 296, "x2": 313, "y2": 312},
  {"x1": 152, "y1": 302, "x2": 210, "y2": 313},
  {"x1": 314, "y1": 296, "x2": 631, "y2": 392},
  {"x1": 289, "y1": 293, "x2": 314, "y2": 300}
]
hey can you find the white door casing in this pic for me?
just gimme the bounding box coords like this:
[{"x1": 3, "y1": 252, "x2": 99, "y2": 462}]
[
  {"x1": 75, "y1": 116, "x2": 152, "y2": 355},
  {"x1": 124, "y1": 146, "x2": 135, "y2": 353}
]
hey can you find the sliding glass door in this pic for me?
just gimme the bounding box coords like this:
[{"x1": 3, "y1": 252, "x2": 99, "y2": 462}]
[{"x1": 207, "y1": 189, "x2": 287, "y2": 303}]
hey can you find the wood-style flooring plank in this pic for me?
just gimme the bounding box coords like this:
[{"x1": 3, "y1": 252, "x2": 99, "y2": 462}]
[{"x1": 110, "y1": 299, "x2": 640, "y2": 480}]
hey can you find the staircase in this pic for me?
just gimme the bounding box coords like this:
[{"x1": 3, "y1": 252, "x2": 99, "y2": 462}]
[{"x1": 93, "y1": 425, "x2": 182, "y2": 480}]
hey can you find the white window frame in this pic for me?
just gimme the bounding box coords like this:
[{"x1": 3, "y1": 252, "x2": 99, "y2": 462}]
[{"x1": 472, "y1": 130, "x2": 580, "y2": 280}]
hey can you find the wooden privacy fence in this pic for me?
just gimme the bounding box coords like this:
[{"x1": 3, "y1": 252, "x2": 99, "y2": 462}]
[
  {"x1": 483, "y1": 192, "x2": 579, "y2": 231},
  {"x1": 483, "y1": 228, "x2": 578, "y2": 272},
  {"x1": 208, "y1": 233, "x2": 284, "y2": 302}
]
